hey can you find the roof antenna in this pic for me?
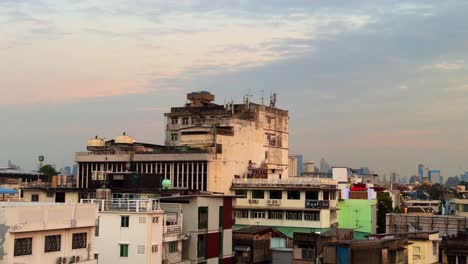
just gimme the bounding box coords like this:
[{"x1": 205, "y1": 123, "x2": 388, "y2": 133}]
[
  {"x1": 270, "y1": 93, "x2": 277, "y2": 108},
  {"x1": 261, "y1": 89, "x2": 265, "y2": 105}
]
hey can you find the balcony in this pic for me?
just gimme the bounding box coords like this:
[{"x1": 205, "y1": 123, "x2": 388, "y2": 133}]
[
  {"x1": 232, "y1": 178, "x2": 338, "y2": 189},
  {"x1": 80, "y1": 199, "x2": 162, "y2": 212},
  {"x1": 164, "y1": 225, "x2": 182, "y2": 237}
]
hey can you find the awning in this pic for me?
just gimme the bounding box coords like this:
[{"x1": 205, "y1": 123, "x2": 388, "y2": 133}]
[{"x1": 0, "y1": 188, "x2": 17, "y2": 195}]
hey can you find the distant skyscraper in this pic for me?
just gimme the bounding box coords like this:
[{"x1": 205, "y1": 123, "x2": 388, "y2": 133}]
[
  {"x1": 72, "y1": 164, "x2": 78, "y2": 176},
  {"x1": 319, "y1": 158, "x2": 330, "y2": 173},
  {"x1": 439, "y1": 176, "x2": 443, "y2": 185},
  {"x1": 418, "y1": 164, "x2": 424, "y2": 182},
  {"x1": 63, "y1": 166, "x2": 72, "y2": 175},
  {"x1": 288, "y1": 154, "x2": 303, "y2": 176},
  {"x1": 428, "y1": 170, "x2": 440, "y2": 183}
]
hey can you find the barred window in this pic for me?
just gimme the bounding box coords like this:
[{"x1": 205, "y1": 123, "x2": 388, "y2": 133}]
[
  {"x1": 234, "y1": 210, "x2": 249, "y2": 218},
  {"x1": 304, "y1": 212, "x2": 320, "y2": 221},
  {"x1": 169, "y1": 241, "x2": 178, "y2": 253},
  {"x1": 139, "y1": 216, "x2": 146, "y2": 224},
  {"x1": 44, "y1": 235, "x2": 61, "y2": 252},
  {"x1": 14, "y1": 238, "x2": 32, "y2": 256},
  {"x1": 138, "y1": 245, "x2": 145, "y2": 254},
  {"x1": 286, "y1": 211, "x2": 302, "y2": 220},
  {"x1": 251, "y1": 210, "x2": 266, "y2": 219},
  {"x1": 72, "y1": 233, "x2": 87, "y2": 249},
  {"x1": 268, "y1": 210, "x2": 284, "y2": 220}
]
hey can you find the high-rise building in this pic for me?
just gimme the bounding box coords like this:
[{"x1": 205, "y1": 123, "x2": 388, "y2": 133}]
[
  {"x1": 418, "y1": 164, "x2": 424, "y2": 182},
  {"x1": 428, "y1": 170, "x2": 440, "y2": 183},
  {"x1": 288, "y1": 154, "x2": 303, "y2": 176}
]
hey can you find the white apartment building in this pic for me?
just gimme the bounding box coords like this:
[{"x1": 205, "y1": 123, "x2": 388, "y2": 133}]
[
  {"x1": 84, "y1": 199, "x2": 188, "y2": 264},
  {"x1": 231, "y1": 178, "x2": 339, "y2": 229},
  {"x1": 0, "y1": 202, "x2": 98, "y2": 264}
]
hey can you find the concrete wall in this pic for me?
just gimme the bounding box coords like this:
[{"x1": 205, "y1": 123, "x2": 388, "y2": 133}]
[
  {"x1": 21, "y1": 189, "x2": 80, "y2": 203},
  {"x1": 0, "y1": 203, "x2": 98, "y2": 264},
  {"x1": 407, "y1": 233, "x2": 439, "y2": 264},
  {"x1": 338, "y1": 199, "x2": 377, "y2": 234}
]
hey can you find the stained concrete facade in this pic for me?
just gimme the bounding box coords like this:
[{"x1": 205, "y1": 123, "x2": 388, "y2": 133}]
[{"x1": 0, "y1": 202, "x2": 98, "y2": 264}]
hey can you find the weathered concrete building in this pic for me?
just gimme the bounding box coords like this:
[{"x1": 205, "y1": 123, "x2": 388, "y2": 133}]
[
  {"x1": 75, "y1": 91, "x2": 289, "y2": 195},
  {"x1": 0, "y1": 202, "x2": 98, "y2": 264},
  {"x1": 231, "y1": 178, "x2": 339, "y2": 230}
]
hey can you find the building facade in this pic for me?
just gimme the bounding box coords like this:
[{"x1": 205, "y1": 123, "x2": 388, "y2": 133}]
[
  {"x1": 75, "y1": 91, "x2": 289, "y2": 195},
  {"x1": 231, "y1": 178, "x2": 339, "y2": 230},
  {"x1": 85, "y1": 198, "x2": 187, "y2": 264},
  {"x1": 0, "y1": 202, "x2": 98, "y2": 264}
]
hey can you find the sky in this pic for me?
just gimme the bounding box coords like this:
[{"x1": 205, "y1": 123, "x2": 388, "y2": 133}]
[{"x1": 1, "y1": 0, "x2": 468, "y2": 179}]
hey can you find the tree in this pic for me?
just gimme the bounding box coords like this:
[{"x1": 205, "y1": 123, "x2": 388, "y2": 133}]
[
  {"x1": 377, "y1": 192, "x2": 393, "y2": 233},
  {"x1": 39, "y1": 165, "x2": 58, "y2": 182}
]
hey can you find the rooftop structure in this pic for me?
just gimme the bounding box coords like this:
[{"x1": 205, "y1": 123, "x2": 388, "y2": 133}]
[
  {"x1": 386, "y1": 213, "x2": 468, "y2": 237},
  {"x1": 75, "y1": 91, "x2": 289, "y2": 194}
]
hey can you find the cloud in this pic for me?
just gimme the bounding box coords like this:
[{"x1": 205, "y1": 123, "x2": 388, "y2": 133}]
[
  {"x1": 0, "y1": 1, "x2": 374, "y2": 105},
  {"x1": 422, "y1": 61, "x2": 465, "y2": 71},
  {"x1": 399, "y1": 85, "x2": 409, "y2": 90}
]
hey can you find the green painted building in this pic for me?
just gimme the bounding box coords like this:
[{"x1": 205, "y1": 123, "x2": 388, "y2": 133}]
[{"x1": 338, "y1": 199, "x2": 377, "y2": 238}]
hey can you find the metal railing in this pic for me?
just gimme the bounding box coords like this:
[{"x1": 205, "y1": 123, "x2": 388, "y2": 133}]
[
  {"x1": 232, "y1": 178, "x2": 338, "y2": 187},
  {"x1": 164, "y1": 225, "x2": 182, "y2": 237},
  {"x1": 80, "y1": 199, "x2": 161, "y2": 212}
]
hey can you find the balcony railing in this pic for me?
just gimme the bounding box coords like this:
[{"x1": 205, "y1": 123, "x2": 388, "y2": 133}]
[
  {"x1": 232, "y1": 178, "x2": 338, "y2": 188},
  {"x1": 164, "y1": 225, "x2": 182, "y2": 237},
  {"x1": 80, "y1": 199, "x2": 161, "y2": 212}
]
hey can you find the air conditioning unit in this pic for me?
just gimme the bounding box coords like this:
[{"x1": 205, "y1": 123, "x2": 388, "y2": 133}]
[
  {"x1": 75, "y1": 256, "x2": 81, "y2": 262},
  {"x1": 56, "y1": 257, "x2": 67, "y2": 264},
  {"x1": 266, "y1": 200, "x2": 273, "y2": 205},
  {"x1": 273, "y1": 200, "x2": 281, "y2": 206},
  {"x1": 248, "y1": 199, "x2": 255, "y2": 204},
  {"x1": 152, "y1": 244, "x2": 159, "y2": 253},
  {"x1": 69, "y1": 256, "x2": 76, "y2": 263}
]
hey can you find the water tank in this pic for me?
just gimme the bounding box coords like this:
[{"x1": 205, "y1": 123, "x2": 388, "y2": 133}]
[
  {"x1": 303, "y1": 161, "x2": 315, "y2": 173},
  {"x1": 96, "y1": 188, "x2": 111, "y2": 200},
  {"x1": 87, "y1": 136, "x2": 105, "y2": 148},
  {"x1": 115, "y1": 132, "x2": 135, "y2": 144},
  {"x1": 162, "y1": 179, "x2": 172, "y2": 190}
]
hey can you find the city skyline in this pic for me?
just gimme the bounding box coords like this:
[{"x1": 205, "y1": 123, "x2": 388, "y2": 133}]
[{"x1": 2, "y1": 0, "x2": 468, "y2": 177}]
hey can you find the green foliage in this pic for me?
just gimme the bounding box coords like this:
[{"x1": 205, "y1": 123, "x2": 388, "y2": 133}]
[
  {"x1": 38, "y1": 165, "x2": 59, "y2": 182},
  {"x1": 377, "y1": 192, "x2": 393, "y2": 233}
]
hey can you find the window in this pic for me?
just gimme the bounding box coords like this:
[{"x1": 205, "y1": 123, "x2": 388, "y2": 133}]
[
  {"x1": 268, "y1": 210, "x2": 284, "y2": 220},
  {"x1": 305, "y1": 191, "x2": 318, "y2": 200},
  {"x1": 331, "y1": 191, "x2": 337, "y2": 200},
  {"x1": 323, "y1": 191, "x2": 330, "y2": 200},
  {"x1": 168, "y1": 241, "x2": 178, "y2": 253},
  {"x1": 121, "y1": 216, "x2": 129, "y2": 227},
  {"x1": 286, "y1": 211, "x2": 302, "y2": 220},
  {"x1": 171, "y1": 117, "x2": 178, "y2": 124},
  {"x1": 152, "y1": 217, "x2": 159, "y2": 223},
  {"x1": 235, "y1": 210, "x2": 249, "y2": 218},
  {"x1": 458, "y1": 256, "x2": 467, "y2": 264},
  {"x1": 219, "y1": 206, "x2": 224, "y2": 228},
  {"x1": 14, "y1": 238, "x2": 32, "y2": 256},
  {"x1": 120, "y1": 244, "x2": 129, "y2": 257},
  {"x1": 31, "y1": 194, "x2": 39, "y2": 202},
  {"x1": 137, "y1": 245, "x2": 145, "y2": 254},
  {"x1": 95, "y1": 217, "x2": 100, "y2": 237},
  {"x1": 182, "y1": 117, "x2": 189, "y2": 125},
  {"x1": 44, "y1": 235, "x2": 61, "y2": 252},
  {"x1": 152, "y1": 244, "x2": 159, "y2": 253},
  {"x1": 252, "y1": 210, "x2": 266, "y2": 219},
  {"x1": 198, "y1": 207, "x2": 208, "y2": 230},
  {"x1": 235, "y1": 190, "x2": 247, "y2": 198},
  {"x1": 432, "y1": 241, "x2": 438, "y2": 256},
  {"x1": 304, "y1": 212, "x2": 320, "y2": 221},
  {"x1": 171, "y1": 133, "x2": 178, "y2": 141},
  {"x1": 72, "y1": 233, "x2": 87, "y2": 249},
  {"x1": 139, "y1": 216, "x2": 146, "y2": 224},
  {"x1": 269, "y1": 190, "x2": 282, "y2": 200},
  {"x1": 197, "y1": 234, "x2": 207, "y2": 258},
  {"x1": 287, "y1": 191, "x2": 301, "y2": 200},
  {"x1": 252, "y1": 190, "x2": 264, "y2": 199},
  {"x1": 302, "y1": 248, "x2": 315, "y2": 260},
  {"x1": 330, "y1": 211, "x2": 337, "y2": 220}
]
